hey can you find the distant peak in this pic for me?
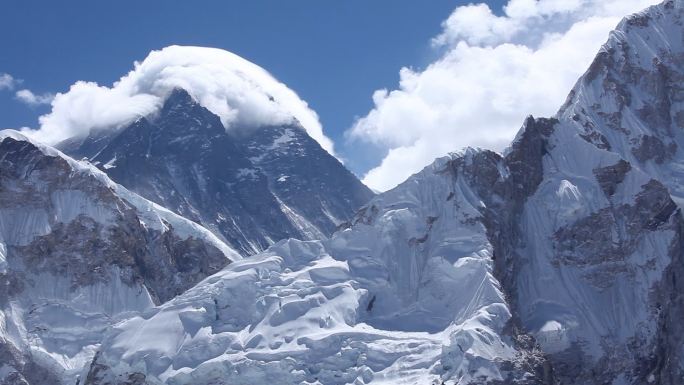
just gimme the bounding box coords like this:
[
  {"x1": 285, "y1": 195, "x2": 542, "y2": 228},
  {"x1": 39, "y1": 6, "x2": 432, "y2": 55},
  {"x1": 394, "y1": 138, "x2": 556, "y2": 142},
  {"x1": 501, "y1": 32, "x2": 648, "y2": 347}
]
[
  {"x1": 23, "y1": 45, "x2": 335, "y2": 156},
  {"x1": 162, "y1": 88, "x2": 197, "y2": 111}
]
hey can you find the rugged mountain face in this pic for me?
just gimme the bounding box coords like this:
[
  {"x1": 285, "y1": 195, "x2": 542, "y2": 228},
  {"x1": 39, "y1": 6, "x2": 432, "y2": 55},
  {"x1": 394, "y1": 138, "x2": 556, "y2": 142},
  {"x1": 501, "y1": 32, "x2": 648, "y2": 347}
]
[
  {"x1": 81, "y1": 1, "x2": 684, "y2": 384},
  {"x1": 83, "y1": 148, "x2": 550, "y2": 385},
  {"x1": 60, "y1": 89, "x2": 374, "y2": 255},
  {"x1": 0, "y1": 131, "x2": 240, "y2": 385},
  {"x1": 515, "y1": 1, "x2": 684, "y2": 382}
]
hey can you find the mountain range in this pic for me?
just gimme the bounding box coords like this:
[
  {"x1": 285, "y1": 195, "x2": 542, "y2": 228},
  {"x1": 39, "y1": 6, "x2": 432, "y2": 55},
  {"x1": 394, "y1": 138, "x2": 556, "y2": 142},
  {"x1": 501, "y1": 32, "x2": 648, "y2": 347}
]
[{"x1": 1, "y1": 1, "x2": 684, "y2": 384}]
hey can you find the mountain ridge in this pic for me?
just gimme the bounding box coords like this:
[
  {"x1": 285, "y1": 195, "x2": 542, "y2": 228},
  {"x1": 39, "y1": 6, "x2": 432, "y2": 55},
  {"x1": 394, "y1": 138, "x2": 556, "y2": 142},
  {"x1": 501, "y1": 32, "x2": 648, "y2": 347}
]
[
  {"x1": 60, "y1": 88, "x2": 374, "y2": 255},
  {"x1": 0, "y1": 129, "x2": 241, "y2": 385}
]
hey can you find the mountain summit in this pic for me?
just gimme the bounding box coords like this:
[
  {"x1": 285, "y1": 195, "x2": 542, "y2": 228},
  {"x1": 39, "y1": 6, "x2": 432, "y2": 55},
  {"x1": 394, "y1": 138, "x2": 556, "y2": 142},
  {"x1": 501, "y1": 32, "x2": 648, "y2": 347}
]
[{"x1": 60, "y1": 88, "x2": 374, "y2": 255}]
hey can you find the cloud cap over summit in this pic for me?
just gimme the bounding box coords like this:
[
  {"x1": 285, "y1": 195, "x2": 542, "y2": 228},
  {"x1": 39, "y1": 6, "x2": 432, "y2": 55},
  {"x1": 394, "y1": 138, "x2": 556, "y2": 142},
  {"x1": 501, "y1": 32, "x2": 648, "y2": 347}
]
[{"x1": 24, "y1": 45, "x2": 335, "y2": 156}]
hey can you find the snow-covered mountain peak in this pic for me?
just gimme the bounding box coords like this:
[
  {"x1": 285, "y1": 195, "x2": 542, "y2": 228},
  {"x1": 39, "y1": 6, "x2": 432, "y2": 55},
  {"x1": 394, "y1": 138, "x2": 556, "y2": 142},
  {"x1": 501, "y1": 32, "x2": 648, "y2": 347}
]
[
  {"x1": 6, "y1": 2, "x2": 684, "y2": 385},
  {"x1": 557, "y1": 0, "x2": 684, "y2": 204},
  {"x1": 83, "y1": 140, "x2": 549, "y2": 384},
  {"x1": 60, "y1": 87, "x2": 374, "y2": 255},
  {"x1": 26, "y1": 45, "x2": 336, "y2": 156}
]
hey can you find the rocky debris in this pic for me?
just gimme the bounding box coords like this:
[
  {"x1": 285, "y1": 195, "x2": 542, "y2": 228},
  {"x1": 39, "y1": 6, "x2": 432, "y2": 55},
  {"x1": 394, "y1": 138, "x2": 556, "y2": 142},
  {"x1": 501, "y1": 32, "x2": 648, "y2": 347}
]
[{"x1": 83, "y1": 353, "x2": 149, "y2": 385}]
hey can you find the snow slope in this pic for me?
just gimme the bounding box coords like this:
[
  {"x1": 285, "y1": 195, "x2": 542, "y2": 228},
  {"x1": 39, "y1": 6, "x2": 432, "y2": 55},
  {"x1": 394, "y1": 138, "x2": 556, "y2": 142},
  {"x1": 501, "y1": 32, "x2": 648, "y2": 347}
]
[
  {"x1": 84, "y1": 148, "x2": 550, "y2": 385},
  {"x1": 0, "y1": 130, "x2": 240, "y2": 385}
]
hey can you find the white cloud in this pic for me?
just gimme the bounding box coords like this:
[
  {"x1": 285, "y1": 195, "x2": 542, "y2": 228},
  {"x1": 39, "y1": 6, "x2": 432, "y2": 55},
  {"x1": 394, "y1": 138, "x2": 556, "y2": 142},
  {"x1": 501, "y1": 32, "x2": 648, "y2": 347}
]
[
  {"x1": 15, "y1": 89, "x2": 55, "y2": 106},
  {"x1": 24, "y1": 45, "x2": 335, "y2": 155},
  {"x1": 348, "y1": 0, "x2": 659, "y2": 192},
  {"x1": 0, "y1": 73, "x2": 18, "y2": 91}
]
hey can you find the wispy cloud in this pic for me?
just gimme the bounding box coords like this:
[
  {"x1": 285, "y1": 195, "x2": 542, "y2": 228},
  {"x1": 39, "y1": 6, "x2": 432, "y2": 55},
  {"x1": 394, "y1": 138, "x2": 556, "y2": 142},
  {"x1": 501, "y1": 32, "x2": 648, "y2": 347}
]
[
  {"x1": 347, "y1": 0, "x2": 659, "y2": 192},
  {"x1": 0, "y1": 73, "x2": 18, "y2": 91},
  {"x1": 15, "y1": 89, "x2": 55, "y2": 106}
]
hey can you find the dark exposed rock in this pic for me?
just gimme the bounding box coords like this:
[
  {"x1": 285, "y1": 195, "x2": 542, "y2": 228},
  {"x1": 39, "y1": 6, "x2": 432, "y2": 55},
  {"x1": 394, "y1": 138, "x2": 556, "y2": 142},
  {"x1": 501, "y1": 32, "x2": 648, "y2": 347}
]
[
  {"x1": 631, "y1": 135, "x2": 677, "y2": 164},
  {"x1": 83, "y1": 352, "x2": 150, "y2": 385},
  {"x1": 579, "y1": 131, "x2": 612, "y2": 151},
  {"x1": 646, "y1": 212, "x2": 684, "y2": 385},
  {"x1": 553, "y1": 179, "x2": 677, "y2": 270},
  {"x1": 62, "y1": 89, "x2": 374, "y2": 255},
  {"x1": 594, "y1": 159, "x2": 632, "y2": 197},
  {"x1": 433, "y1": 117, "x2": 560, "y2": 385},
  {"x1": 0, "y1": 136, "x2": 230, "y2": 304},
  {"x1": 0, "y1": 339, "x2": 63, "y2": 385}
]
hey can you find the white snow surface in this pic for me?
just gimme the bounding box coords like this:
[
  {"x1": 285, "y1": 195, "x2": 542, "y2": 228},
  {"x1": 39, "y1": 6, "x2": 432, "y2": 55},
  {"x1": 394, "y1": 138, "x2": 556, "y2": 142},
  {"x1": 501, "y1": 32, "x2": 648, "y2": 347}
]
[
  {"x1": 93, "y1": 154, "x2": 520, "y2": 385},
  {"x1": 0, "y1": 130, "x2": 240, "y2": 384},
  {"x1": 5, "y1": 2, "x2": 684, "y2": 384}
]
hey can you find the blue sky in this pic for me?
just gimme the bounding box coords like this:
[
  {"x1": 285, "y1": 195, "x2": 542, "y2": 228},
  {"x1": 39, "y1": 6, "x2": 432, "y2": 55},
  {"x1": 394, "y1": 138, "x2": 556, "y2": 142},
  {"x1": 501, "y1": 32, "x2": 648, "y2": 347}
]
[{"x1": 0, "y1": 0, "x2": 504, "y2": 174}]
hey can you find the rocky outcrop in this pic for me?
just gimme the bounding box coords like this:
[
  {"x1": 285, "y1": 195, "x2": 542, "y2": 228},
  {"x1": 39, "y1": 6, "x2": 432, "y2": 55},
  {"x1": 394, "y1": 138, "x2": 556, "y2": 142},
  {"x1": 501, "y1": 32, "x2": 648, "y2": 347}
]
[{"x1": 594, "y1": 159, "x2": 631, "y2": 197}]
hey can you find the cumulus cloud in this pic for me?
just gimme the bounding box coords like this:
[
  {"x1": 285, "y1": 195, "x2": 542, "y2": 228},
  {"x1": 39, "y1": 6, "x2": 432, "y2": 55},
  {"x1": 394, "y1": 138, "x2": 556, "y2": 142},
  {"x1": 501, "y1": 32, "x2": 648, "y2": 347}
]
[
  {"x1": 348, "y1": 0, "x2": 659, "y2": 192},
  {"x1": 15, "y1": 89, "x2": 55, "y2": 106},
  {"x1": 24, "y1": 45, "x2": 335, "y2": 155},
  {"x1": 0, "y1": 73, "x2": 18, "y2": 91}
]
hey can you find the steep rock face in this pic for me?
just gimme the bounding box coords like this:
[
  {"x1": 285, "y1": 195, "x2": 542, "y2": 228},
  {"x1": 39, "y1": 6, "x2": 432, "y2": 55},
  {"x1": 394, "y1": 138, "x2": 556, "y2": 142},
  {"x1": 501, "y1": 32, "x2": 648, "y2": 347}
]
[
  {"x1": 509, "y1": 1, "x2": 684, "y2": 383},
  {"x1": 508, "y1": 119, "x2": 682, "y2": 384},
  {"x1": 560, "y1": 0, "x2": 684, "y2": 203},
  {"x1": 61, "y1": 89, "x2": 374, "y2": 255},
  {"x1": 0, "y1": 131, "x2": 239, "y2": 385},
  {"x1": 237, "y1": 124, "x2": 373, "y2": 240}
]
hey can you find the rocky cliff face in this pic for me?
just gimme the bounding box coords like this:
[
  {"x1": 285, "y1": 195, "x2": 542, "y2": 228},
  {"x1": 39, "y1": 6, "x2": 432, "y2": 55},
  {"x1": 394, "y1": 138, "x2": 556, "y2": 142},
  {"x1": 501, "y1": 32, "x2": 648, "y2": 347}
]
[
  {"x1": 0, "y1": 131, "x2": 239, "y2": 385},
  {"x1": 80, "y1": 1, "x2": 684, "y2": 384},
  {"x1": 511, "y1": 2, "x2": 684, "y2": 383},
  {"x1": 60, "y1": 89, "x2": 374, "y2": 255}
]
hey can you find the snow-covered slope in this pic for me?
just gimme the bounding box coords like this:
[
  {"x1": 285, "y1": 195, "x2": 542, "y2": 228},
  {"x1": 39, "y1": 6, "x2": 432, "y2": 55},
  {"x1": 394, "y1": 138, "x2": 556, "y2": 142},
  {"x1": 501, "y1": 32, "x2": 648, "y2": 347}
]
[
  {"x1": 60, "y1": 89, "x2": 374, "y2": 255},
  {"x1": 0, "y1": 130, "x2": 240, "y2": 385},
  {"x1": 83, "y1": 149, "x2": 549, "y2": 385},
  {"x1": 559, "y1": 0, "x2": 684, "y2": 205},
  {"x1": 83, "y1": 1, "x2": 684, "y2": 384}
]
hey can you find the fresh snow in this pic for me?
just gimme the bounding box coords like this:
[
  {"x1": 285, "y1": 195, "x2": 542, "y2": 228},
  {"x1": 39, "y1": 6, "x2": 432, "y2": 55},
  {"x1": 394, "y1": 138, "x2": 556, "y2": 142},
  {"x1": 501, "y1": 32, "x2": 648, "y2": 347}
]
[{"x1": 91, "y1": 150, "x2": 520, "y2": 384}]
